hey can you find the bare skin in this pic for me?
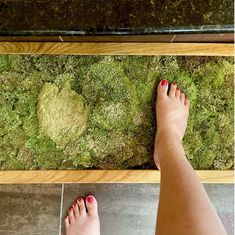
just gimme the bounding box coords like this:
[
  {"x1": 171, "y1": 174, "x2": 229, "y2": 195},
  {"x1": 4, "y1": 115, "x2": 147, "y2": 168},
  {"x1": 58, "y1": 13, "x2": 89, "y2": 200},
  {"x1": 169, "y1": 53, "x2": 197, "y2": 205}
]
[
  {"x1": 65, "y1": 80, "x2": 227, "y2": 235},
  {"x1": 154, "y1": 80, "x2": 227, "y2": 235},
  {"x1": 153, "y1": 81, "x2": 189, "y2": 169},
  {"x1": 65, "y1": 195, "x2": 100, "y2": 235}
]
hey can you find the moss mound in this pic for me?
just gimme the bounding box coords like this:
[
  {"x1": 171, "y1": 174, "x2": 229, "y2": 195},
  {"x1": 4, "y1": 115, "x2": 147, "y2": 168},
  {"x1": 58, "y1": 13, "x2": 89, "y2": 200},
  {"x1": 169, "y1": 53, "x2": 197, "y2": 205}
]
[
  {"x1": 0, "y1": 55, "x2": 233, "y2": 170},
  {"x1": 37, "y1": 81, "x2": 87, "y2": 149}
]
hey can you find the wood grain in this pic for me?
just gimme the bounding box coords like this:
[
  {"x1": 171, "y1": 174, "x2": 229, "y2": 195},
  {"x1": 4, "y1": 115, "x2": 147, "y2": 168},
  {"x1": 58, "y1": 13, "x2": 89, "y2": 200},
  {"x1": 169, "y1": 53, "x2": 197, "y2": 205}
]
[
  {"x1": 0, "y1": 42, "x2": 233, "y2": 56},
  {"x1": 0, "y1": 170, "x2": 233, "y2": 184}
]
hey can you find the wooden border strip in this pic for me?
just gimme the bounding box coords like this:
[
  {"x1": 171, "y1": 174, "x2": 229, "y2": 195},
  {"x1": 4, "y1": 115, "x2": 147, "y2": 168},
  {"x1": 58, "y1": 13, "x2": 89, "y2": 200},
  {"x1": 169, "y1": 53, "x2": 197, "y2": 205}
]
[
  {"x1": 0, "y1": 170, "x2": 233, "y2": 184},
  {"x1": 0, "y1": 42, "x2": 233, "y2": 56}
]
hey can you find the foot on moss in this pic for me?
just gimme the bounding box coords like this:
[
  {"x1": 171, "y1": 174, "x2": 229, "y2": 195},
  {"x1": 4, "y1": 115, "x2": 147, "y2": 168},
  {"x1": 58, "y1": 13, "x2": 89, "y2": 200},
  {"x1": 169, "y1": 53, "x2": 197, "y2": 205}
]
[
  {"x1": 65, "y1": 195, "x2": 100, "y2": 235},
  {"x1": 154, "y1": 80, "x2": 190, "y2": 169}
]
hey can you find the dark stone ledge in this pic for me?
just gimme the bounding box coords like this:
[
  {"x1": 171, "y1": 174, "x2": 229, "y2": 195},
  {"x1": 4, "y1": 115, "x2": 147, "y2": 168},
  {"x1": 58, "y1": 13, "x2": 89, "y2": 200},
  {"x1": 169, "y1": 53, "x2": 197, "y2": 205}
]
[{"x1": 0, "y1": 0, "x2": 234, "y2": 36}]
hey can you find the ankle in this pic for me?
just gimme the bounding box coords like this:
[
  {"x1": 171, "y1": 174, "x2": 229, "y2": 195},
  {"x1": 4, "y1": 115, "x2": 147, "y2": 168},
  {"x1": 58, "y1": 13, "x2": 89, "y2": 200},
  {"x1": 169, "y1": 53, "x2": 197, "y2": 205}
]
[
  {"x1": 156, "y1": 130, "x2": 182, "y2": 147},
  {"x1": 155, "y1": 131, "x2": 185, "y2": 162}
]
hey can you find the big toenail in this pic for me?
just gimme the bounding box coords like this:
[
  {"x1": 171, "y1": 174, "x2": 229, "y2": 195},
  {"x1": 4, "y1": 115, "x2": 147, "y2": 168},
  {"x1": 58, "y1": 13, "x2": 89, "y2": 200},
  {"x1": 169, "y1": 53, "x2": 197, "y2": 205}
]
[
  {"x1": 87, "y1": 196, "x2": 94, "y2": 203},
  {"x1": 161, "y1": 80, "x2": 168, "y2": 86}
]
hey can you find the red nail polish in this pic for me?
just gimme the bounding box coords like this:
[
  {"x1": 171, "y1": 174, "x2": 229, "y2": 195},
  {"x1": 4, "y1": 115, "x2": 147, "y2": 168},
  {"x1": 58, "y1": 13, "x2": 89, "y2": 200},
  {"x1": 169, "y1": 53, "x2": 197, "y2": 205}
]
[
  {"x1": 86, "y1": 196, "x2": 94, "y2": 203},
  {"x1": 69, "y1": 207, "x2": 73, "y2": 211},
  {"x1": 72, "y1": 203, "x2": 77, "y2": 208},
  {"x1": 77, "y1": 198, "x2": 83, "y2": 203},
  {"x1": 161, "y1": 80, "x2": 168, "y2": 86}
]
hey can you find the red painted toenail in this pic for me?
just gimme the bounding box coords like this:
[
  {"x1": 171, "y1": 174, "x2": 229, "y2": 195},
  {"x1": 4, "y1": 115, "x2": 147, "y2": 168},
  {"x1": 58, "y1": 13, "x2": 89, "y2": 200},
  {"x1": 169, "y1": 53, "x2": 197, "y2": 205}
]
[
  {"x1": 72, "y1": 203, "x2": 77, "y2": 208},
  {"x1": 69, "y1": 207, "x2": 73, "y2": 211},
  {"x1": 161, "y1": 80, "x2": 168, "y2": 86},
  {"x1": 87, "y1": 196, "x2": 94, "y2": 203},
  {"x1": 77, "y1": 198, "x2": 83, "y2": 203}
]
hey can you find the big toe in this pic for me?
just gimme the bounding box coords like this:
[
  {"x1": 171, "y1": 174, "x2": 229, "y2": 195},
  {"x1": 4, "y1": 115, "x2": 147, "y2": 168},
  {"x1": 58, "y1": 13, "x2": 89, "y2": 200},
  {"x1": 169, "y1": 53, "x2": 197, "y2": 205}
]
[
  {"x1": 157, "y1": 80, "x2": 169, "y2": 97},
  {"x1": 86, "y1": 195, "x2": 98, "y2": 217}
]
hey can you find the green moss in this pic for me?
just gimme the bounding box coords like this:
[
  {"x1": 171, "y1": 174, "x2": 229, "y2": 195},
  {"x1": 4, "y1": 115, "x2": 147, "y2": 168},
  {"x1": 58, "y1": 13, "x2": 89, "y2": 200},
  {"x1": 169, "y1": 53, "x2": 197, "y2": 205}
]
[
  {"x1": 0, "y1": 55, "x2": 12, "y2": 73},
  {"x1": 0, "y1": 55, "x2": 233, "y2": 170},
  {"x1": 78, "y1": 61, "x2": 139, "y2": 131},
  {"x1": 9, "y1": 55, "x2": 101, "y2": 76},
  {"x1": 25, "y1": 135, "x2": 66, "y2": 169},
  {"x1": 187, "y1": 59, "x2": 234, "y2": 169},
  {"x1": 37, "y1": 80, "x2": 87, "y2": 149}
]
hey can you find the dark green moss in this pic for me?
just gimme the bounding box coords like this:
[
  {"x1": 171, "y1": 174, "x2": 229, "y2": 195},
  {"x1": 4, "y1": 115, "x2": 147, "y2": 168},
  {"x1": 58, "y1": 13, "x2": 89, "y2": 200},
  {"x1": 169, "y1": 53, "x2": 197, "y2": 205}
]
[{"x1": 0, "y1": 55, "x2": 233, "y2": 170}]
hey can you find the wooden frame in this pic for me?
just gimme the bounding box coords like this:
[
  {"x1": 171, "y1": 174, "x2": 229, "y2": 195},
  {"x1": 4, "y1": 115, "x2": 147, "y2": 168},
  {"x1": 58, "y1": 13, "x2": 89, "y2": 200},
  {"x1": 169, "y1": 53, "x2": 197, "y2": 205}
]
[
  {"x1": 0, "y1": 170, "x2": 233, "y2": 184},
  {"x1": 0, "y1": 41, "x2": 234, "y2": 184},
  {"x1": 0, "y1": 42, "x2": 233, "y2": 56}
]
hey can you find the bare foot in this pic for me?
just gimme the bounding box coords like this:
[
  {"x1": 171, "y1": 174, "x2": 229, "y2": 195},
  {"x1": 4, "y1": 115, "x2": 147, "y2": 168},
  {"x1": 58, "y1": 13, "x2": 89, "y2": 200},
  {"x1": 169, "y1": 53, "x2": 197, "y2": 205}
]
[
  {"x1": 65, "y1": 195, "x2": 100, "y2": 235},
  {"x1": 154, "y1": 80, "x2": 190, "y2": 169}
]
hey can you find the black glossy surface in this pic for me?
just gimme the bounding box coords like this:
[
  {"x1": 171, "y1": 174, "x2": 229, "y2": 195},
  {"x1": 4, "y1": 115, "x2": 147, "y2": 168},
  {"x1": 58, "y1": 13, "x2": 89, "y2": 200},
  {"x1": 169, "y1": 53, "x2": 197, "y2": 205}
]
[{"x1": 0, "y1": 0, "x2": 234, "y2": 36}]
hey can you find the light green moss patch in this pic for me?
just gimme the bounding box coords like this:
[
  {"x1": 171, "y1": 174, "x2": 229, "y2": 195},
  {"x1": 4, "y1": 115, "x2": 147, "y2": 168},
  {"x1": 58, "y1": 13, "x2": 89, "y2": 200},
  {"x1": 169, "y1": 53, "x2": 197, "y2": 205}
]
[
  {"x1": 0, "y1": 55, "x2": 233, "y2": 170},
  {"x1": 37, "y1": 80, "x2": 87, "y2": 149}
]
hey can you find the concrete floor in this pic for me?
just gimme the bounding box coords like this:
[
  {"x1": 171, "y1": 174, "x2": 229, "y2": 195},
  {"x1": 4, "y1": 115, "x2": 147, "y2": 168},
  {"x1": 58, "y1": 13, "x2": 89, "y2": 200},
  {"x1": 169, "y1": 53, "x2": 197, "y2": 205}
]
[
  {"x1": 0, "y1": 184, "x2": 233, "y2": 235},
  {"x1": 62, "y1": 184, "x2": 159, "y2": 235},
  {"x1": 62, "y1": 184, "x2": 234, "y2": 235}
]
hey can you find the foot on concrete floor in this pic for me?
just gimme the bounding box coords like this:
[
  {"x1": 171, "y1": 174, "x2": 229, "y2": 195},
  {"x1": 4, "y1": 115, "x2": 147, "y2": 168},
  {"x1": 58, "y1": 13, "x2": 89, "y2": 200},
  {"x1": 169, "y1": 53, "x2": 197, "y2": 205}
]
[
  {"x1": 154, "y1": 80, "x2": 190, "y2": 169},
  {"x1": 65, "y1": 195, "x2": 100, "y2": 235}
]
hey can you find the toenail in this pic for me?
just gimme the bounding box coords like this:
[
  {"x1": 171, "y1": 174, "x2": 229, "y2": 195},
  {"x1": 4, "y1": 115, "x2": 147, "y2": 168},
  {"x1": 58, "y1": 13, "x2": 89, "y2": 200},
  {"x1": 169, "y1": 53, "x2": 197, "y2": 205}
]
[
  {"x1": 77, "y1": 198, "x2": 83, "y2": 203},
  {"x1": 86, "y1": 196, "x2": 94, "y2": 203},
  {"x1": 69, "y1": 207, "x2": 73, "y2": 211},
  {"x1": 72, "y1": 203, "x2": 77, "y2": 208},
  {"x1": 177, "y1": 87, "x2": 180, "y2": 90},
  {"x1": 161, "y1": 80, "x2": 168, "y2": 86},
  {"x1": 172, "y1": 82, "x2": 176, "y2": 85}
]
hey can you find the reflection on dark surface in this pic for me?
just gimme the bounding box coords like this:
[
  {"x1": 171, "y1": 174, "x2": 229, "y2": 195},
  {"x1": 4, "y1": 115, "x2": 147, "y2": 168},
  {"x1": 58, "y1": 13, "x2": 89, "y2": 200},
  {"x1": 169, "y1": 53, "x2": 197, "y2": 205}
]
[{"x1": 0, "y1": 0, "x2": 234, "y2": 35}]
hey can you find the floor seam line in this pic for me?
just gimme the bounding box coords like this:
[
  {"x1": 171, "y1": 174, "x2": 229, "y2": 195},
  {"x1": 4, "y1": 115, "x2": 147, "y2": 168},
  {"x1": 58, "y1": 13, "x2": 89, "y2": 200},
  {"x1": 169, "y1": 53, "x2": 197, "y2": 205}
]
[{"x1": 59, "y1": 183, "x2": 65, "y2": 235}]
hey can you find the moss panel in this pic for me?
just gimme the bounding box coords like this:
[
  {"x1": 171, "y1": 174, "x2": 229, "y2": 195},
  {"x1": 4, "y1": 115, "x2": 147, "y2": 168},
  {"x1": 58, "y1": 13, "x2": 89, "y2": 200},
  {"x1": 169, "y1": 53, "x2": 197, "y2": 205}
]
[{"x1": 0, "y1": 55, "x2": 233, "y2": 170}]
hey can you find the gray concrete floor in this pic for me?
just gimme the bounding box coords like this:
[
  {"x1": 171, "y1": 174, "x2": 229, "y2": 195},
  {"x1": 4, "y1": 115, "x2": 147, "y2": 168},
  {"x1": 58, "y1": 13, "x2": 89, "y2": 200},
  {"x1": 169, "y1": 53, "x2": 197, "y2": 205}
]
[
  {"x1": 0, "y1": 183, "x2": 233, "y2": 235},
  {"x1": 62, "y1": 184, "x2": 159, "y2": 235},
  {"x1": 62, "y1": 184, "x2": 234, "y2": 235}
]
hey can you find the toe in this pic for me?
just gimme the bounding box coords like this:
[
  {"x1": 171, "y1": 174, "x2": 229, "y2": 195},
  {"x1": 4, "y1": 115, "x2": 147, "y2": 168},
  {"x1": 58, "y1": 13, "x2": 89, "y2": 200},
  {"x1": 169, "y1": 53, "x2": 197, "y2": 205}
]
[
  {"x1": 68, "y1": 207, "x2": 75, "y2": 222},
  {"x1": 176, "y1": 87, "x2": 181, "y2": 99},
  {"x1": 185, "y1": 97, "x2": 190, "y2": 107},
  {"x1": 77, "y1": 197, "x2": 86, "y2": 215},
  {"x1": 169, "y1": 82, "x2": 177, "y2": 97},
  {"x1": 72, "y1": 202, "x2": 79, "y2": 218},
  {"x1": 85, "y1": 195, "x2": 98, "y2": 217},
  {"x1": 180, "y1": 92, "x2": 185, "y2": 103},
  {"x1": 157, "y1": 80, "x2": 169, "y2": 97},
  {"x1": 65, "y1": 215, "x2": 70, "y2": 229}
]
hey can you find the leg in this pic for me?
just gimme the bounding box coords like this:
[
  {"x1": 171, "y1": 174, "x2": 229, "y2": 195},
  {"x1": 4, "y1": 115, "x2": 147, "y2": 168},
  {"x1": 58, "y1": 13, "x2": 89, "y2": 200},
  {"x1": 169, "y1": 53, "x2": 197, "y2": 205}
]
[
  {"x1": 65, "y1": 195, "x2": 100, "y2": 235},
  {"x1": 154, "y1": 80, "x2": 227, "y2": 235}
]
